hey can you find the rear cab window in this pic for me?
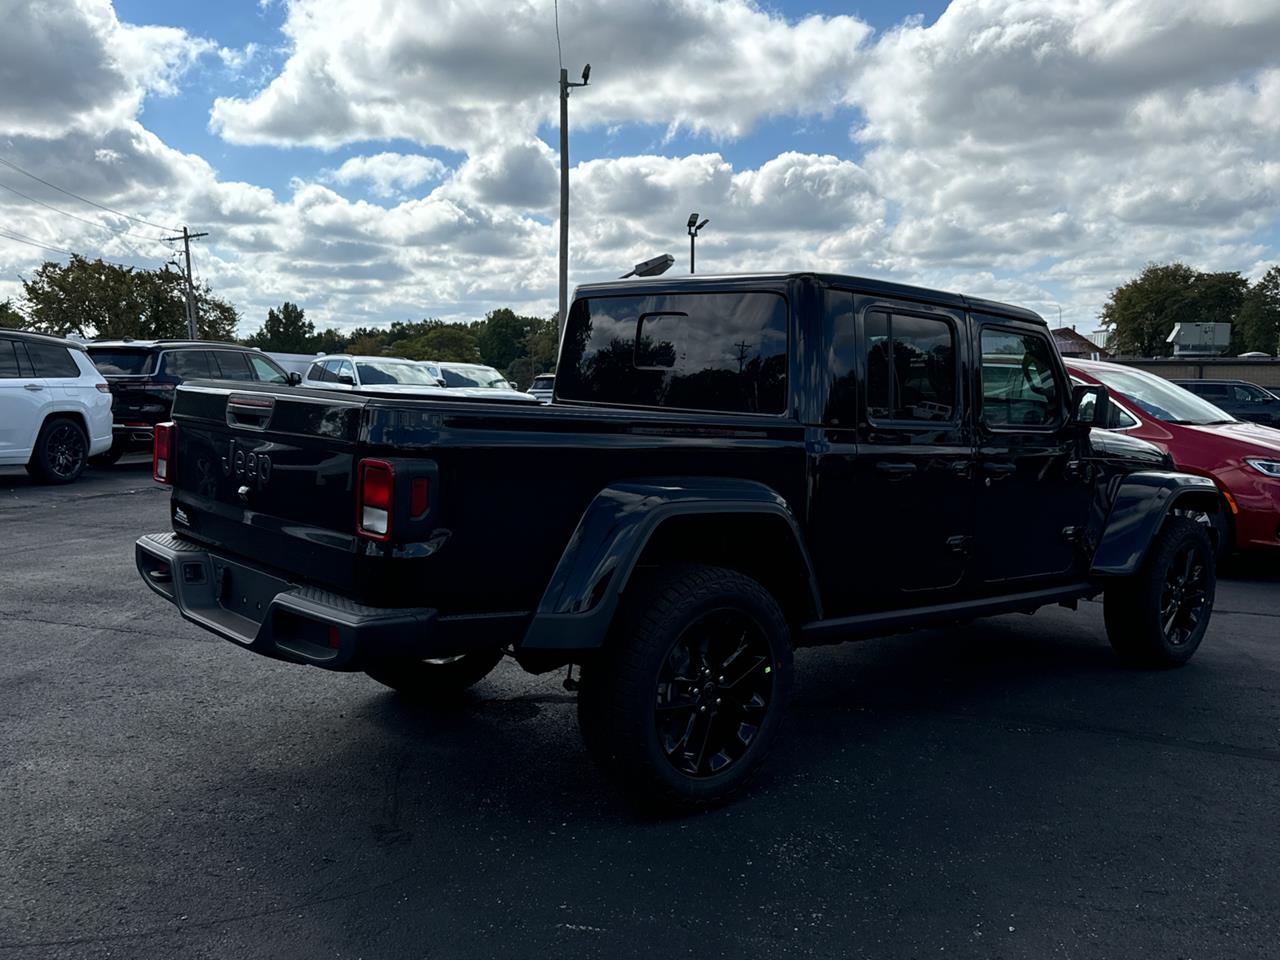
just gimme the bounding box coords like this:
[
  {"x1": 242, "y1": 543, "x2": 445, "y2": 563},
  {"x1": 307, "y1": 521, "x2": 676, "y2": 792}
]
[{"x1": 557, "y1": 291, "x2": 788, "y2": 414}]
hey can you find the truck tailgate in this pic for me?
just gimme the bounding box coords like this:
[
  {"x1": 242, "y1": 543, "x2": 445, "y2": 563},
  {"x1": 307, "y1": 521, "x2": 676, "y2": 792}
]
[{"x1": 168, "y1": 384, "x2": 365, "y2": 596}]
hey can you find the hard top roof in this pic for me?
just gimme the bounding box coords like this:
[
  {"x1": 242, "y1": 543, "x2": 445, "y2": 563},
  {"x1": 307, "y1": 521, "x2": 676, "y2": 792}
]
[
  {"x1": 574, "y1": 271, "x2": 1045, "y2": 325},
  {"x1": 87, "y1": 339, "x2": 254, "y2": 350},
  {"x1": 0, "y1": 328, "x2": 88, "y2": 350}
]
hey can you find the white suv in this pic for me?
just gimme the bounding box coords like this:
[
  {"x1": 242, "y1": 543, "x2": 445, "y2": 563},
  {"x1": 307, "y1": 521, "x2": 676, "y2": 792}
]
[{"x1": 0, "y1": 330, "x2": 113, "y2": 483}]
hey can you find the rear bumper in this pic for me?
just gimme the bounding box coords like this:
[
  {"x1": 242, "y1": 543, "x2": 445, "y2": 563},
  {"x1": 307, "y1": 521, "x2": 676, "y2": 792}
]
[
  {"x1": 113, "y1": 423, "x2": 156, "y2": 447},
  {"x1": 135, "y1": 532, "x2": 519, "y2": 669}
]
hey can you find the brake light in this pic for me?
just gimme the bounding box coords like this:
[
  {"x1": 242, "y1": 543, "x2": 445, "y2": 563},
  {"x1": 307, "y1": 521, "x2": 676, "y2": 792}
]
[
  {"x1": 95, "y1": 383, "x2": 111, "y2": 393},
  {"x1": 357, "y1": 459, "x2": 394, "y2": 541},
  {"x1": 153, "y1": 422, "x2": 176, "y2": 484}
]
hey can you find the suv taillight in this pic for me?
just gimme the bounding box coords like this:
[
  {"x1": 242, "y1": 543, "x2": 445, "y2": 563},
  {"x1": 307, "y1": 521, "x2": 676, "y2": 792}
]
[
  {"x1": 153, "y1": 421, "x2": 176, "y2": 484},
  {"x1": 357, "y1": 459, "x2": 394, "y2": 541}
]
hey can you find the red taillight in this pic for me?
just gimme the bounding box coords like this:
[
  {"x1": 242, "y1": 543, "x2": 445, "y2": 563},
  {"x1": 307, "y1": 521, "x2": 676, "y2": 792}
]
[
  {"x1": 357, "y1": 459, "x2": 394, "y2": 541},
  {"x1": 95, "y1": 382, "x2": 111, "y2": 393},
  {"x1": 153, "y1": 421, "x2": 175, "y2": 484},
  {"x1": 410, "y1": 476, "x2": 430, "y2": 517}
]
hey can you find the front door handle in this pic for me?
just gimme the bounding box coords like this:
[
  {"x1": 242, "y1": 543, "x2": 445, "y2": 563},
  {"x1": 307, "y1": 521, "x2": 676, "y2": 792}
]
[
  {"x1": 24, "y1": 383, "x2": 43, "y2": 391},
  {"x1": 875, "y1": 461, "x2": 918, "y2": 477},
  {"x1": 983, "y1": 461, "x2": 1017, "y2": 476}
]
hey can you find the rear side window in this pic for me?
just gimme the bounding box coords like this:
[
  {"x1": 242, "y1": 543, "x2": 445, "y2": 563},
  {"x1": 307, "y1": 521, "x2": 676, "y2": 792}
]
[
  {"x1": 864, "y1": 311, "x2": 957, "y2": 422},
  {"x1": 164, "y1": 350, "x2": 215, "y2": 380},
  {"x1": 557, "y1": 292, "x2": 787, "y2": 414},
  {"x1": 0, "y1": 339, "x2": 22, "y2": 378},
  {"x1": 980, "y1": 328, "x2": 1062, "y2": 427},
  {"x1": 211, "y1": 351, "x2": 254, "y2": 381},
  {"x1": 1195, "y1": 383, "x2": 1228, "y2": 398},
  {"x1": 88, "y1": 348, "x2": 154, "y2": 375},
  {"x1": 25, "y1": 341, "x2": 81, "y2": 378}
]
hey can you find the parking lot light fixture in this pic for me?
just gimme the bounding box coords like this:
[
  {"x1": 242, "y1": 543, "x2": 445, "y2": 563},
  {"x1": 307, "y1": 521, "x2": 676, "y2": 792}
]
[{"x1": 687, "y1": 214, "x2": 709, "y2": 273}]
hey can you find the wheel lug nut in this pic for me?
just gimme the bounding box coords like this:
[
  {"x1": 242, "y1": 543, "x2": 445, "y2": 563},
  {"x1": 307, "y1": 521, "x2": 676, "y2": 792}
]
[
  {"x1": 718, "y1": 676, "x2": 725, "y2": 684},
  {"x1": 699, "y1": 705, "x2": 707, "y2": 713},
  {"x1": 715, "y1": 698, "x2": 722, "y2": 705}
]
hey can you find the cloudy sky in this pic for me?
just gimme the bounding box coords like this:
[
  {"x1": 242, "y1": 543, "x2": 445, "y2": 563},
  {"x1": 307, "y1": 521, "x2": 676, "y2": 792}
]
[{"x1": 1, "y1": 0, "x2": 1278, "y2": 337}]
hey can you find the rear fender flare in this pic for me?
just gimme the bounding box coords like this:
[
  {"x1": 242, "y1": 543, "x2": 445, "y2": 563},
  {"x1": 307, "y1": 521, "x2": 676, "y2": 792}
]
[
  {"x1": 1091, "y1": 470, "x2": 1221, "y2": 576},
  {"x1": 519, "y1": 477, "x2": 819, "y2": 651}
]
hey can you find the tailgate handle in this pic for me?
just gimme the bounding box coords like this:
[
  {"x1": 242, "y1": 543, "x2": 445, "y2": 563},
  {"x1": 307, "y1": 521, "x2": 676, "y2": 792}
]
[{"x1": 227, "y1": 393, "x2": 275, "y2": 429}]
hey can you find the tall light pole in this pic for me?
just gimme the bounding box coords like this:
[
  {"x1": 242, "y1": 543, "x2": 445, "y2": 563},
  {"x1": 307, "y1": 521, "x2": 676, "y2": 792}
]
[
  {"x1": 559, "y1": 63, "x2": 590, "y2": 340},
  {"x1": 687, "y1": 213, "x2": 709, "y2": 273}
]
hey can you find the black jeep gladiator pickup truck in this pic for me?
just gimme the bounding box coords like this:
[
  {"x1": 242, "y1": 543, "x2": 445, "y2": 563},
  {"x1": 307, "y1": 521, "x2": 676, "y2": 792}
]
[{"x1": 137, "y1": 273, "x2": 1221, "y2": 807}]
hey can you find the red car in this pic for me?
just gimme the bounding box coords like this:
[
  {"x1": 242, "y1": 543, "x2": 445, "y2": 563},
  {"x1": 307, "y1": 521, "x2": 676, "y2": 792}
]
[{"x1": 1067, "y1": 359, "x2": 1280, "y2": 553}]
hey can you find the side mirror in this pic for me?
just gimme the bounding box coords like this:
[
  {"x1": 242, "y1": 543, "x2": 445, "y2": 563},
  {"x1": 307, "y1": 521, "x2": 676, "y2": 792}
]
[
  {"x1": 337, "y1": 374, "x2": 355, "y2": 386},
  {"x1": 1070, "y1": 384, "x2": 1110, "y2": 427},
  {"x1": 286, "y1": 372, "x2": 302, "y2": 386},
  {"x1": 508, "y1": 381, "x2": 518, "y2": 390},
  {"x1": 436, "y1": 377, "x2": 447, "y2": 388}
]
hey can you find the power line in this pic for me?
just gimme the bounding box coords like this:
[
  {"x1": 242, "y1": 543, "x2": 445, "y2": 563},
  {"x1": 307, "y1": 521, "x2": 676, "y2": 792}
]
[
  {"x1": 0, "y1": 225, "x2": 136, "y2": 269},
  {"x1": 0, "y1": 154, "x2": 179, "y2": 233},
  {"x1": 0, "y1": 179, "x2": 170, "y2": 248}
]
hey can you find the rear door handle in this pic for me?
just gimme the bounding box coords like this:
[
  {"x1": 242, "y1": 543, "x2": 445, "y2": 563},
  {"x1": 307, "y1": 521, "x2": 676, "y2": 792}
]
[
  {"x1": 24, "y1": 383, "x2": 44, "y2": 391},
  {"x1": 983, "y1": 461, "x2": 1017, "y2": 475},
  {"x1": 875, "y1": 461, "x2": 918, "y2": 476}
]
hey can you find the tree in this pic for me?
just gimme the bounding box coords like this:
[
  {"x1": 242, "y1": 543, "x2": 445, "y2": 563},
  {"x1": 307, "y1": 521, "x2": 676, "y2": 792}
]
[
  {"x1": 395, "y1": 324, "x2": 480, "y2": 362},
  {"x1": 1238, "y1": 266, "x2": 1280, "y2": 355},
  {"x1": 22, "y1": 256, "x2": 148, "y2": 338},
  {"x1": 474, "y1": 308, "x2": 537, "y2": 371},
  {"x1": 0, "y1": 298, "x2": 25, "y2": 329},
  {"x1": 245, "y1": 302, "x2": 315, "y2": 352},
  {"x1": 1100, "y1": 263, "x2": 1249, "y2": 357}
]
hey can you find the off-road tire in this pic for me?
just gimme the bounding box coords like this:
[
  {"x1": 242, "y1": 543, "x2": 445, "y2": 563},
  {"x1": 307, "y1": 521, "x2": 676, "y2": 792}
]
[
  {"x1": 28, "y1": 416, "x2": 88, "y2": 484},
  {"x1": 1103, "y1": 517, "x2": 1215, "y2": 668},
  {"x1": 363, "y1": 649, "x2": 505, "y2": 699},
  {"x1": 577, "y1": 564, "x2": 793, "y2": 810}
]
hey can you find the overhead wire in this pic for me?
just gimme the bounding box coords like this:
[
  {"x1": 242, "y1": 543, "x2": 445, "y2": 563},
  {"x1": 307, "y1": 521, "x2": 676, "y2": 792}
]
[
  {"x1": 0, "y1": 225, "x2": 136, "y2": 269},
  {"x1": 0, "y1": 179, "x2": 170, "y2": 247},
  {"x1": 0, "y1": 154, "x2": 180, "y2": 233}
]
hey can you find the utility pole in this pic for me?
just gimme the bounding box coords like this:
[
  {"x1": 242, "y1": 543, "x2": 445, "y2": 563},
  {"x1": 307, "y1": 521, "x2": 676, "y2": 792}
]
[
  {"x1": 162, "y1": 226, "x2": 208, "y2": 339},
  {"x1": 559, "y1": 63, "x2": 590, "y2": 341}
]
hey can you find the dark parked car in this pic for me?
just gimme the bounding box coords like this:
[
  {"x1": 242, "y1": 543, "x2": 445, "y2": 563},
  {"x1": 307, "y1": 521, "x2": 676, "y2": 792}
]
[
  {"x1": 86, "y1": 340, "x2": 296, "y2": 462},
  {"x1": 137, "y1": 273, "x2": 1221, "y2": 809},
  {"x1": 1171, "y1": 379, "x2": 1280, "y2": 426}
]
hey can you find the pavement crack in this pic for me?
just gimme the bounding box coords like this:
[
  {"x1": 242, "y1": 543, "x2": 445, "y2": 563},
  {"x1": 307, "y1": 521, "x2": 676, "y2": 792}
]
[{"x1": 0, "y1": 613, "x2": 181, "y2": 641}]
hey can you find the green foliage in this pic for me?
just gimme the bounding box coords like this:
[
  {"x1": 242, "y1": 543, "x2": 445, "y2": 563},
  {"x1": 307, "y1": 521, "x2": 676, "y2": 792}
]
[
  {"x1": 245, "y1": 302, "x2": 315, "y2": 352},
  {"x1": 19, "y1": 256, "x2": 238, "y2": 341},
  {"x1": 1100, "y1": 263, "x2": 1250, "y2": 357},
  {"x1": 395, "y1": 324, "x2": 480, "y2": 362},
  {"x1": 0, "y1": 298, "x2": 26, "y2": 329},
  {"x1": 1238, "y1": 266, "x2": 1280, "y2": 355}
]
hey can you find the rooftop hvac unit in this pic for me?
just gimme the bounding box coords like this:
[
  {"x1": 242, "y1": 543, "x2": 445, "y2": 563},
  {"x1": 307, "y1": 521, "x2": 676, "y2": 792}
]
[{"x1": 1167, "y1": 322, "x2": 1231, "y2": 357}]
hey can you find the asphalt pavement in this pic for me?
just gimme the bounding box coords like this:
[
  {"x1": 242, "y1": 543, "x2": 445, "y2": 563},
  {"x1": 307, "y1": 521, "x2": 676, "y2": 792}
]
[{"x1": 2, "y1": 461, "x2": 1278, "y2": 960}]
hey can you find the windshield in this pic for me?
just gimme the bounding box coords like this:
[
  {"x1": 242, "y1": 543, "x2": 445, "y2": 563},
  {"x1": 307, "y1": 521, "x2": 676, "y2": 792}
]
[
  {"x1": 1084, "y1": 364, "x2": 1236, "y2": 425},
  {"x1": 87, "y1": 348, "x2": 154, "y2": 375},
  {"x1": 355, "y1": 361, "x2": 440, "y2": 386},
  {"x1": 441, "y1": 365, "x2": 510, "y2": 388}
]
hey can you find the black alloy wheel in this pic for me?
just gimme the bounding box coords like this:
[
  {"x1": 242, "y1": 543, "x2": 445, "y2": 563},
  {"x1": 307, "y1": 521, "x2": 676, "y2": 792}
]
[
  {"x1": 655, "y1": 609, "x2": 774, "y2": 779},
  {"x1": 1103, "y1": 517, "x2": 1215, "y2": 668},
  {"x1": 29, "y1": 417, "x2": 89, "y2": 484},
  {"x1": 1159, "y1": 542, "x2": 1209, "y2": 647},
  {"x1": 577, "y1": 564, "x2": 793, "y2": 809}
]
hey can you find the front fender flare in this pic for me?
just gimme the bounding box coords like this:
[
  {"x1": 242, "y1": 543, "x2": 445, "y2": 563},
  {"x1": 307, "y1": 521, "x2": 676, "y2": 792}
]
[
  {"x1": 520, "y1": 477, "x2": 818, "y2": 651},
  {"x1": 1091, "y1": 470, "x2": 1220, "y2": 577}
]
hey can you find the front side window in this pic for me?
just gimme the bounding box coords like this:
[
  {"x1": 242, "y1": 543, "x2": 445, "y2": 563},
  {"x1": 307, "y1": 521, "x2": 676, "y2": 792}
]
[
  {"x1": 306, "y1": 361, "x2": 328, "y2": 382},
  {"x1": 864, "y1": 311, "x2": 957, "y2": 422},
  {"x1": 164, "y1": 350, "x2": 214, "y2": 380},
  {"x1": 557, "y1": 291, "x2": 787, "y2": 414},
  {"x1": 25, "y1": 341, "x2": 80, "y2": 378},
  {"x1": 1235, "y1": 384, "x2": 1270, "y2": 402},
  {"x1": 980, "y1": 329, "x2": 1062, "y2": 427},
  {"x1": 248, "y1": 355, "x2": 288, "y2": 383},
  {"x1": 211, "y1": 351, "x2": 254, "y2": 381}
]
